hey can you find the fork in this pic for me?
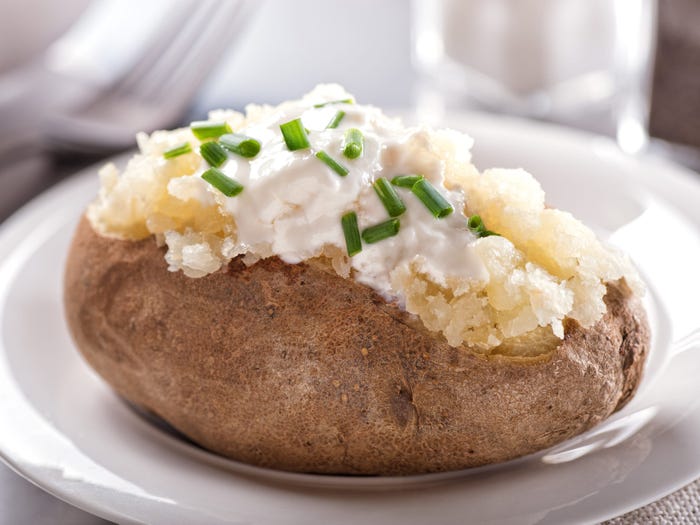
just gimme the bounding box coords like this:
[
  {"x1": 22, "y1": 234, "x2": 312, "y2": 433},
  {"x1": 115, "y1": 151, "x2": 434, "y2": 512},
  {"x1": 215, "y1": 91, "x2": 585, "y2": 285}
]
[{"x1": 42, "y1": 0, "x2": 254, "y2": 155}]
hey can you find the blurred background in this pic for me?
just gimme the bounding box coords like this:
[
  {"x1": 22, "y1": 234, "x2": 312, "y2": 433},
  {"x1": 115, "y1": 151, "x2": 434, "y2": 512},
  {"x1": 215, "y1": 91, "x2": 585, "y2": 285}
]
[
  {"x1": 1, "y1": 0, "x2": 700, "y2": 223},
  {"x1": 1, "y1": 0, "x2": 699, "y2": 522}
]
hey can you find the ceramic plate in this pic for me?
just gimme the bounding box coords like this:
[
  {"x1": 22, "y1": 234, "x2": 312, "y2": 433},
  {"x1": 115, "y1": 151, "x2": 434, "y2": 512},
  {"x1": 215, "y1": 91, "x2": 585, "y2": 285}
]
[{"x1": 1, "y1": 113, "x2": 699, "y2": 524}]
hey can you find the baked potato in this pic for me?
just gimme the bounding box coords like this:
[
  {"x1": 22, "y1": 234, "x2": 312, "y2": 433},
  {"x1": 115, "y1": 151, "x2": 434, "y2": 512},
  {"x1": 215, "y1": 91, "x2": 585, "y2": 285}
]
[{"x1": 64, "y1": 85, "x2": 650, "y2": 475}]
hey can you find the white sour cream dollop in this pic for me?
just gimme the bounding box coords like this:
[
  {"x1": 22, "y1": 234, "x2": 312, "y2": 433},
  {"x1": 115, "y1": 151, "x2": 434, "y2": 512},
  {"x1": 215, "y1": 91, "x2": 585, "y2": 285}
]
[{"x1": 180, "y1": 84, "x2": 487, "y2": 296}]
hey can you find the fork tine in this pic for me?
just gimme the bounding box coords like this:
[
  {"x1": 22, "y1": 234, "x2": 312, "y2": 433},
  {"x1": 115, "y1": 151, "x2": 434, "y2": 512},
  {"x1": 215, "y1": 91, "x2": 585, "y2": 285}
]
[
  {"x1": 160, "y1": 1, "x2": 255, "y2": 100},
  {"x1": 109, "y1": 0, "x2": 198, "y2": 98},
  {"x1": 128, "y1": 0, "x2": 231, "y2": 101},
  {"x1": 42, "y1": 0, "x2": 255, "y2": 154}
]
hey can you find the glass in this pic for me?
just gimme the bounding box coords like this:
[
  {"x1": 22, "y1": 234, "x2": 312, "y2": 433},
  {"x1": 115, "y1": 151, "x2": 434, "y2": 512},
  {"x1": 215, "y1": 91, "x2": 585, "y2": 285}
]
[{"x1": 412, "y1": 0, "x2": 657, "y2": 153}]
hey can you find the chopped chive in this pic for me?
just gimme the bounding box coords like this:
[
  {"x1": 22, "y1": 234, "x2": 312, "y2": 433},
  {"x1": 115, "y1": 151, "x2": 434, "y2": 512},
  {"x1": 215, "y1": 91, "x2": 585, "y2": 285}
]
[
  {"x1": 219, "y1": 133, "x2": 261, "y2": 158},
  {"x1": 467, "y1": 215, "x2": 483, "y2": 231},
  {"x1": 362, "y1": 218, "x2": 400, "y2": 244},
  {"x1": 313, "y1": 98, "x2": 354, "y2": 108},
  {"x1": 341, "y1": 211, "x2": 362, "y2": 256},
  {"x1": 199, "y1": 141, "x2": 228, "y2": 167},
  {"x1": 315, "y1": 151, "x2": 349, "y2": 176},
  {"x1": 201, "y1": 168, "x2": 243, "y2": 197},
  {"x1": 411, "y1": 179, "x2": 453, "y2": 218},
  {"x1": 467, "y1": 214, "x2": 500, "y2": 238},
  {"x1": 326, "y1": 110, "x2": 345, "y2": 129},
  {"x1": 163, "y1": 142, "x2": 192, "y2": 159},
  {"x1": 391, "y1": 174, "x2": 424, "y2": 188},
  {"x1": 280, "y1": 118, "x2": 310, "y2": 150},
  {"x1": 190, "y1": 121, "x2": 232, "y2": 140},
  {"x1": 343, "y1": 128, "x2": 364, "y2": 159},
  {"x1": 373, "y1": 178, "x2": 406, "y2": 217}
]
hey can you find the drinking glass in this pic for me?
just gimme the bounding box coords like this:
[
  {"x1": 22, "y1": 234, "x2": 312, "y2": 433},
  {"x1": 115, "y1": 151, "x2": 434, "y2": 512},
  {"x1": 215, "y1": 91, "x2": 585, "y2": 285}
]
[{"x1": 412, "y1": 0, "x2": 657, "y2": 153}]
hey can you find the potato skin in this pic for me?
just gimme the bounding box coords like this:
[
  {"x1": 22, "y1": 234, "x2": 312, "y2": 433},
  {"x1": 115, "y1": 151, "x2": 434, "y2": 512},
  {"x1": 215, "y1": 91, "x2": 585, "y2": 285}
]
[{"x1": 64, "y1": 217, "x2": 649, "y2": 475}]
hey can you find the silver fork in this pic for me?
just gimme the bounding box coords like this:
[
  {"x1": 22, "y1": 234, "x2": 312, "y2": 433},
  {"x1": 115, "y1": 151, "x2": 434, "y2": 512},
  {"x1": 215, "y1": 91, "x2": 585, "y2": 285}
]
[{"x1": 43, "y1": 0, "x2": 254, "y2": 155}]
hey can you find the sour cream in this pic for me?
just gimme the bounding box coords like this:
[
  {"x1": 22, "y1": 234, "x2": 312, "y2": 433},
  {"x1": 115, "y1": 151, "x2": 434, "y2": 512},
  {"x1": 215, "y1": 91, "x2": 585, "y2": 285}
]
[{"x1": 185, "y1": 85, "x2": 488, "y2": 297}]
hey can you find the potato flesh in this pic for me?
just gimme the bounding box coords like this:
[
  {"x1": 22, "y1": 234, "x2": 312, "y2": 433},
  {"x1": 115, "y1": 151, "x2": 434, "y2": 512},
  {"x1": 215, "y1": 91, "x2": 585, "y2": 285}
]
[{"x1": 87, "y1": 106, "x2": 643, "y2": 353}]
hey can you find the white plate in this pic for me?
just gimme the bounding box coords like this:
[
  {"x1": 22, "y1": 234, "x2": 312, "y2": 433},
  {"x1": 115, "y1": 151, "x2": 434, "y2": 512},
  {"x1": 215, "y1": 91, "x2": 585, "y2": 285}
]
[{"x1": 1, "y1": 113, "x2": 699, "y2": 525}]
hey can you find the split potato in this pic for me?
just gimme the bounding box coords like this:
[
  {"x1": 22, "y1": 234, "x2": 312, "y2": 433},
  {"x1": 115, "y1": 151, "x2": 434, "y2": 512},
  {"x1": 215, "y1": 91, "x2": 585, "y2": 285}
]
[{"x1": 64, "y1": 216, "x2": 649, "y2": 475}]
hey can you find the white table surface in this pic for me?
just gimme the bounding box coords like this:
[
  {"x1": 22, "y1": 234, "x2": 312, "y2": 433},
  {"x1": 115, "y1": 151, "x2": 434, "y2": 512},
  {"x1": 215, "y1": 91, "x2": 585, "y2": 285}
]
[{"x1": 0, "y1": 462, "x2": 111, "y2": 525}]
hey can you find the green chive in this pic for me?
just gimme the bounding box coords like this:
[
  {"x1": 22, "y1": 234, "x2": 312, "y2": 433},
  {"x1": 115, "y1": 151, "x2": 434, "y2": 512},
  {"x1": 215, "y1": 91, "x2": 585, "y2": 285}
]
[
  {"x1": 190, "y1": 121, "x2": 232, "y2": 140},
  {"x1": 341, "y1": 211, "x2": 362, "y2": 256},
  {"x1": 411, "y1": 179, "x2": 453, "y2": 218},
  {"x1": 343, "y1": 128, "x2": 364, "y2": 159},
  {"x1": 467, "y1": 215, "x2": 483, "y2": 231},
  {"x1": 199, "y1": 141, "x2": 228, "y2": 167},
  {"x1": 362, "y1": 218, "x2": 400, "y2": 244},
  {"x1": 373, "y1": 178, "x2": 406, "y2": 217},
  {"x1": 326, "y1": 110, "x2": 345, "y2": 129},
  {"x1": 315, "y1": 151, "x2": 349, "y2": 177},
  {"x1": 219, "y1": 133, "x2": 261, "y2": 158},
  {"x1": 391, "y1": 174, "x2": 424, "y2": 188},
  {"x1": 313, "y1": 98, "x2": 354, "y2": 108},
  {"x1": 201, "y1": 168, "x2": 243, "y2": 197},
  {"x1": 467, "y1": 215, "x2": 500, "y2": 238},
  {"x1": 163, "y1": 142, "x2": 192, "y2": 159},
  {"x1": 280, "y1": 118, "x2": 310, "y2": 150}
]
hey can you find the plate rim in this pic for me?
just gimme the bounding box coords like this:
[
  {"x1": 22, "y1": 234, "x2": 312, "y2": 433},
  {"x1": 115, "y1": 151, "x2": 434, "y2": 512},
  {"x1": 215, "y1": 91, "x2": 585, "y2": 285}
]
[{"x1": 1, "y1": 113, "x2": 700, "y2": 524}]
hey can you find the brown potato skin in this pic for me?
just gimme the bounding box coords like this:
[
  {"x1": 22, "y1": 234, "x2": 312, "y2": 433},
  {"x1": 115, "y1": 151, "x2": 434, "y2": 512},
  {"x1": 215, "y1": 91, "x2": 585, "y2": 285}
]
[{"x1": 64, "y1": 217, "x2": 649, "y2": 475}]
